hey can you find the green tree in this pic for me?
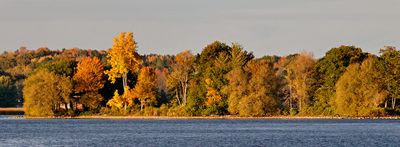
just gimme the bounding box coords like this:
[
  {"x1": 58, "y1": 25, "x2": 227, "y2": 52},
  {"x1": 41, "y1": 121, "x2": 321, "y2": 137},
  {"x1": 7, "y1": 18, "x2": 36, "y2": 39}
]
[
  {"x1": 0, "y1": 75, "x2": 17, "y2": 107},
  {"x1": 39, "y1": 59, "x2": 77, "y2": 77},
  {"x1": 187, "y1": 41, "x2": 231, "y2": 115},
  {"x1": 334, "y1": 58, "x2": 386, "y2": 116},
  {"x1": 311, "y1": 46, "x2": 368, "y2": 115},
  {"x1": 378, "y1": 46, "x2": 400, "y2": 109}
]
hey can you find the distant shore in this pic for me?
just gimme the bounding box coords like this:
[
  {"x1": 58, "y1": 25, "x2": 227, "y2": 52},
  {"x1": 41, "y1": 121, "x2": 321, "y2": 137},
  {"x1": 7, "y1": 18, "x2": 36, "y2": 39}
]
[
  {"x1": 2, "y1": 108, "x2": 399, "y2": 119},
  {"x1": 15, "y1": 115, "x2": 400, "y2": 120},
  {"x1": 0, "y1": 108, "x2": 24, "y2": 115}
]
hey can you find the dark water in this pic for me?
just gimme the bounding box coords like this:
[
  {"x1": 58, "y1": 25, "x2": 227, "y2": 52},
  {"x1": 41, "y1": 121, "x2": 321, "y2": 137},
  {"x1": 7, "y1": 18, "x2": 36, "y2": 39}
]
[{"x1": 0, "y1": 116, "x2": 399, "y2": 147}]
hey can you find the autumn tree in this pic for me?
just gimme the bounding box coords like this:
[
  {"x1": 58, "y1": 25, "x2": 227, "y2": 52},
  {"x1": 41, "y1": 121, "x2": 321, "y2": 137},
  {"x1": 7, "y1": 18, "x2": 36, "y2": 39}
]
[
  {"x1": 167, "y1": 50, "x2": 194, "y2": 105},
  {"x1": 223, "y1": 60, "x2": 280, "y2": 116},
  {"x1": 241, "y1": 60, "x2": 280, "y2": 116},
  {"x1": 73, "y1": 57, "x2": 105, "y2": 110},
  {"x1": 286, "y1": 52, "x2": 316, "y2": 112},
  {"x1": 105, "y1": 32, "x2": 141, "y2": 91},
  {"x1": 334, "y1": 58, "x2": 386, "y2": 116},
  {"x1": 134, "y1": 67, "x2": 158, "y2": 111},
  {"x1": 205, "y1": 78, "x2": 223, "y2": 107},
  {"x1": 23, "y1": 70, "x2": 72, "y2": 116},
  {"x1": 107, "y1": 87, "x2": 136, "y2": 111}
]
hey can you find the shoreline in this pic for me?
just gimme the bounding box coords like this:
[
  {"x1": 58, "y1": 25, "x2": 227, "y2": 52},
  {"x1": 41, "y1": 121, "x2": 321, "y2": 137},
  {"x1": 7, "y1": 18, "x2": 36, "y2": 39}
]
[{"x1": 13, "y1": 115, "x2": 400, "y2": 120}]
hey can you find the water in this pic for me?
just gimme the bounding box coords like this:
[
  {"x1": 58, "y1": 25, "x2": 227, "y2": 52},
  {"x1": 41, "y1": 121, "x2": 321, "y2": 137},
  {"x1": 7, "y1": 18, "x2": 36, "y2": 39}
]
[{"x1": 0, "y1": 116, "x2": 399, "y2": 147}]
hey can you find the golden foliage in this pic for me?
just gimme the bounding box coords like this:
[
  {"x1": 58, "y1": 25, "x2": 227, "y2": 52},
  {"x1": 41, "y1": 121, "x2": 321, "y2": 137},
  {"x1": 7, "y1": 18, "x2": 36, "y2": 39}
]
[
  {"x1": 205, "y1": 78, "x2": 222, "y2": 107},
  {"x1": 107, "y1": 86, "x2": 138, "y2": 110},
  {"x1": 135, "y1": 67, "x2": 158, "y2": 111},
  {"x1": 104, "y1": 32, "x2": 142, "y2": 84},
  {"x1": 73, "y1": 57, "x2": 104, "y2": 93},
  {"x1": 223, "y1": 60, "x2": 280, "y2": 116},
  {"x1": 107, "y1": 90, "x2": 125, "y2": 110}
]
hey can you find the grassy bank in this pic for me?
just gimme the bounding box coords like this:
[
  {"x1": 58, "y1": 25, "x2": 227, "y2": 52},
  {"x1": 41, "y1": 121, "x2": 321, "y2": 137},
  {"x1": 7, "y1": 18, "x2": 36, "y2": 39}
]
[{"x1": 0, "y1": 108, "x2": 25, "y2": 115}]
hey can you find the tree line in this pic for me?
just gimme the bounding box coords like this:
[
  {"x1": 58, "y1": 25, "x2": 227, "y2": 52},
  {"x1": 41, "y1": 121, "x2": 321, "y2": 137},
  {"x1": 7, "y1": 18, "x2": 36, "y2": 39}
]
[{"x1": 0, "y1": 32, "x2": 399, "y2": 117}]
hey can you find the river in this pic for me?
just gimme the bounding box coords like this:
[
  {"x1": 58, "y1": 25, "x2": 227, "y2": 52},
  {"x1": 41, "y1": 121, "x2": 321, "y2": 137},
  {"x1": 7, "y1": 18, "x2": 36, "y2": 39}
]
[{"x1": 0, "y1": 116, "x2": 399, "y2": 146}]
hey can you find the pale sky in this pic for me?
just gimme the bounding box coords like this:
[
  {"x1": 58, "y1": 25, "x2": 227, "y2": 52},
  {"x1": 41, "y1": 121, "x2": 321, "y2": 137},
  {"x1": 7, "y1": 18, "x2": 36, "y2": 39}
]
[{"x1": 1, "y1": 0, "x2": 399, "y2": 57}]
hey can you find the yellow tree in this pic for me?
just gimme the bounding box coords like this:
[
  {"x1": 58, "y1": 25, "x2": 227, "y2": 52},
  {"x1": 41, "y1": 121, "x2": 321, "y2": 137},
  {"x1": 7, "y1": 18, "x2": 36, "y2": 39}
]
[
  {"x1": 107, "y1": 87, "x2": 137, "y2": 110},
  {"x1": 105, "y1": 32, "x2": 141, "y2": 91},
  {"x1": 205, "y1": 78, "x2": 222, "y2": 107},
  {"x1": 135, "y1": 67, "x2": 158, "y2": 111},
  {"x1": 73, "y1": 57, "x2": 105, "y2": 110}
]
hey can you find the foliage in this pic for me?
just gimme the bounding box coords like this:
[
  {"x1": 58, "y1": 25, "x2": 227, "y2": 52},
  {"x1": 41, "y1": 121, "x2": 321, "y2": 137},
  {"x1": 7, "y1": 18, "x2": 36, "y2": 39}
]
[
  {"x1": 377, "y1": 46, "x2": 400, "y2": 109},
  {"x1": 39, "y1": 59, "x2": 77, "y2": 77},
  {"x1": 224, "y1": 60, "x2": 281, "y2": 116},
  {"x1": 286, "y1": 52, "x2": 316, "y2": 112},
  {"x1": 23, "y1": 70, "x2": 73, "y2": 116},
  {"x1": 310, "y1": 45, "x2": 368, "y2": 115},
  {"x1": 167, "y1": 50, "x2": 194, "y2": 105},
  {"x1": 0, "y1": 75, "x2": 17, "y2": 107},
  {"x1": 0, "y1": 32, "x2": 397, "y2": 117},
  {"x1": 74, "y1": 57, "x2": 105, "y2": 93},
  {"x1": 134, "y1": 67, "x2": 158, "y2": 111},
  {"x1": 104, "y1": 32, "x2": 141, "y2": 87},
  {"x1": 334, "y1": 58, "x2": 386, "y2": 116}
]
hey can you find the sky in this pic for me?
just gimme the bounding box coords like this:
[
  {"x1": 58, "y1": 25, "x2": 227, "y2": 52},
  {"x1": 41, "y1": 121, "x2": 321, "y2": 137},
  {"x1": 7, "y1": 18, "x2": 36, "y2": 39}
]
[{"x1": 0, "y1": 0, "x2": 399, "y2": 58}]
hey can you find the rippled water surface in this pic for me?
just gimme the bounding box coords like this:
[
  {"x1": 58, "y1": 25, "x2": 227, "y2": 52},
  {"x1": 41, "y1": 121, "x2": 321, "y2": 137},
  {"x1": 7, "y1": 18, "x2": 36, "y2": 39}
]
[{"x1": 0, "y1": 116, "x2": 399, "y2": 146}]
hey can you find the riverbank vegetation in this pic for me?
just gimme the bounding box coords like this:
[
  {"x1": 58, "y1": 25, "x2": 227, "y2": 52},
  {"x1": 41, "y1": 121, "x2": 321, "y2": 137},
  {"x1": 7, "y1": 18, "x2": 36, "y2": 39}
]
[{"x1": 1, "y1": 32, "x2": 399, "y2": 117}]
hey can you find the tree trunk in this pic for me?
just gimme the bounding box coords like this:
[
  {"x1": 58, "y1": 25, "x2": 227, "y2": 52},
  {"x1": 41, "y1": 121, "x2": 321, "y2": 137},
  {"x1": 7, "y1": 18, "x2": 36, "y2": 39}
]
[
  {"x1": 392, "y1": 97, "x2": 395, "y2": 109},
  {"x1": 385, "y1": 100, "x2": 388, "y2": 108},
  {"x1": 182, "y1": 77, "x2": 188, "y2": 105},
  {"x1": 123, "y1": 73, "x2": 128, "y2": 90},
  {"x1": 176, "y1": 90, "x2": 181, "y2": 105},
  {"x1": 140, "y1": 102, "x2": 144, "y2": 112},
  {"x1": 289, "y1": 85, "x2": 293, "y2": 109},
  {"x1": 299, "y1": 98, "x2": 302, "y2": 112}
]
